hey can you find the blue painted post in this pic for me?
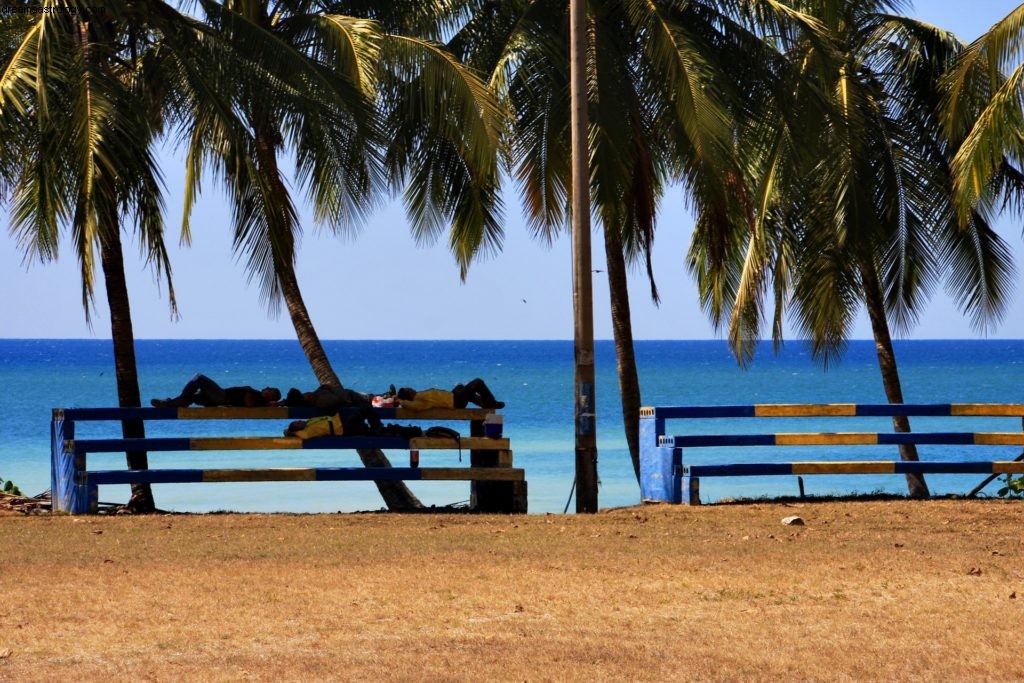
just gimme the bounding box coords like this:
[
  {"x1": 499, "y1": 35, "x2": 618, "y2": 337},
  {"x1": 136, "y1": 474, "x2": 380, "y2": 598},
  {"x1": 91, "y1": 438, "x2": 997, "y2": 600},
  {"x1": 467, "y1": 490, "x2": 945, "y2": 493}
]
[
  {"x1": 50, "y1": 410, "x2": 78, "y2": 513},
  {"x1": 640, "y1": 411, "x2": 683, "y2": 503}
]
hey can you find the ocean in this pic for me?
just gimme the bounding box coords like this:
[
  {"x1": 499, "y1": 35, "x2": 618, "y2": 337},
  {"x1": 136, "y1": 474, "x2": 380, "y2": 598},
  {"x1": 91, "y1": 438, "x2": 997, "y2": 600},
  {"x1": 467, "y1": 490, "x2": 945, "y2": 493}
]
[{"x1": 2, "y1": 339, "x2": 1022, "y2": 513}]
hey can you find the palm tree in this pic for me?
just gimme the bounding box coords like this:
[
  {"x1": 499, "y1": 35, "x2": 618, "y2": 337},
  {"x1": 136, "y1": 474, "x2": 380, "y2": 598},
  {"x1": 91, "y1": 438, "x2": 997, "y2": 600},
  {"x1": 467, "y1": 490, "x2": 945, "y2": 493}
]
[
  {"x1": 443, "y1": 0, "x2": 799, "y2": 483},
  {"x1": 183, "y1": 1, "x2": 505, "y2": 510},
  {"x1": 691, "y1": 0, "x2": 1017, "y2": 498},
  {"x1": 942, "y1": 3, "x2": 1024, "y2": 222},
  {"x1": 0, "y1": 2, "x2": 217, "y2": 512}
]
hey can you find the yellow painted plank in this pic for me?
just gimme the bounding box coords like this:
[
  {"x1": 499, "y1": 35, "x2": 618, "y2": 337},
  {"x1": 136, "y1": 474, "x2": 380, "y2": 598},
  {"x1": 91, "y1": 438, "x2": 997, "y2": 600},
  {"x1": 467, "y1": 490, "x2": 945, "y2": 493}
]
[
  {"x1": 202, "y1": 468, "x2": 316, "y2": 482},
  {"x1": 419, "y1": 467, "x2": 525, "y2": 481},
  {"x1": 952, "y1": 404, "x2": 1024, "y2": 416},
  {"x1": 993, "y1": 462, "x2": 1024, "y2": 474},
  {"x1": 177, "y1": 407, "x2": 290, "y2": 419},
  {"x1": 409, "y1": 437, "x2": 510, "y2": 450},
  {"x1": 973, "y1": 433, "x2": 1024, "y2": 446},
  {"x1": 190, "y1": 437, "x2": 303, "y2": 451},
  {"x1": 776, "y1": 432, "x2": 878, "y2": 446},
  {"x1": 754, "y1": 404, "x2": 857, "y2": 417},
  {"x1": 793, "y1": 461, "x2": 896, "y2": 475}
]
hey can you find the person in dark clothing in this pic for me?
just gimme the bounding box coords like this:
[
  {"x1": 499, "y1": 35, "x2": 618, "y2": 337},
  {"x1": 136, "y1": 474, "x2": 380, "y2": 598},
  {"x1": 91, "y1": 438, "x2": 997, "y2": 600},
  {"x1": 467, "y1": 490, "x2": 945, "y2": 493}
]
[
  {"x1": 151, "y1": 374, "x2": 281, "y2": 408},
  {"x1": 281, "y1": 384, "x2": 372, "y2": 410}
]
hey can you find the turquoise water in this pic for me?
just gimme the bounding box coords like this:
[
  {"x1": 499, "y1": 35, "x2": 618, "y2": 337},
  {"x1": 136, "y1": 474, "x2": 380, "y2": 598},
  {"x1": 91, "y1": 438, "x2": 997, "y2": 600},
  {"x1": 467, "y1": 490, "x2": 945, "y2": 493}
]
[{"x1": 2, "y1": 339, "x2": 1022, "y2": 512}]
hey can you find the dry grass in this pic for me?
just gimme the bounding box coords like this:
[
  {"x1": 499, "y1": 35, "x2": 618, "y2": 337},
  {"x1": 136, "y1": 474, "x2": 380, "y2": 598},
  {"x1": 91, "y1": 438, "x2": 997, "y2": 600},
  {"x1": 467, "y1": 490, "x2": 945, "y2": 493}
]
[{"x1": 2, "y1": 500, "x2": 1022, "y2": 682}]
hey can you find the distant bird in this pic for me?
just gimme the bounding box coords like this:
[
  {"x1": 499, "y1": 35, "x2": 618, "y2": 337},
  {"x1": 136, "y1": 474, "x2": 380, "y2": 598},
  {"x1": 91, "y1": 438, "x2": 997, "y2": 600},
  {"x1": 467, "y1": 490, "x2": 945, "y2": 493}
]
[
  {"x1": 521, "y1": 299, "x2": 527, "y2": 304},
  {"x1": 593, "y1": 269, "x2": 604, "y2": 273}
]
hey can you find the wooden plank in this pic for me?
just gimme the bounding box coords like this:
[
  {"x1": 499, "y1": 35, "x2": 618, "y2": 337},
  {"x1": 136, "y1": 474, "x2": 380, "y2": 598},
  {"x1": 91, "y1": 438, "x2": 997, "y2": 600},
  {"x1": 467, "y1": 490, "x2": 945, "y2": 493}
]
[
  {"x1": 420, "y1": 467, "x2": 525, "y2": 481},
  {"x1": 792, "y1": 461, "x2": 896, "y2": 475},
  {"x1": 393, "y1": 408, "x2": 494, "y2": 420},
  {"x1": 409, "y1": 437, "x2": 510, "y2": 450},
  {"x1": 202, "y1": 468, "x2": 317, "y2": 482},
  {"x1": 973, "y1": 433, "x2": 1024, "y2": 446},
  {"x1": 471, "y1": 449, "x2": 515, "y2": 468},
  {"x1": 993, "y1": 462, "x2": 1024, "y2": 474},
  {"x1": 755, "y1": 404, "x2": 856, "y2": 417},
  {"x1": 775, "y1": 433, "x2": 879, "y2": 446},
  {"x1": 952, "y1": 404, "x2": 1024, "y2": 417},
  {"x1": 178, "y1": 407, "x2": 291, "y2": 420},
  {"x1": 190, "y1": 437, "x2": 303, "y2": 451}
]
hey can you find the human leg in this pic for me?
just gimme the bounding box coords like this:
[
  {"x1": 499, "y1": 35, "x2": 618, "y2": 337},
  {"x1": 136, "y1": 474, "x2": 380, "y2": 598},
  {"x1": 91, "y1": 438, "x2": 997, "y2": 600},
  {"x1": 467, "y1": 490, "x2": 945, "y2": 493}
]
[
  {"x1": 451, "y1": 384, "x2": 470, "y2": 409},
  {"x1": 458, "y1": 378, "x2": 504, "y2": 409},
  {"x1": 154, "y1": 374, "x2": 225, "y2": 407},
  {"x1": 189, "y1": 374, "x2": 227, "y2": 406}
]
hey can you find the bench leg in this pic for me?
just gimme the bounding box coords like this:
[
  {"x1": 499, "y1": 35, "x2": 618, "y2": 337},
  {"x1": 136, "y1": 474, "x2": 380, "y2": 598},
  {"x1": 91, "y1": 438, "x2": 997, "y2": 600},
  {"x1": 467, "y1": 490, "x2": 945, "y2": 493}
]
[
  {"x1": 469, "y1": 449, "x2": 526, "y2": 513},
  {"x1": 683, "y1": 475, "x2": 701, "y2": 505}
]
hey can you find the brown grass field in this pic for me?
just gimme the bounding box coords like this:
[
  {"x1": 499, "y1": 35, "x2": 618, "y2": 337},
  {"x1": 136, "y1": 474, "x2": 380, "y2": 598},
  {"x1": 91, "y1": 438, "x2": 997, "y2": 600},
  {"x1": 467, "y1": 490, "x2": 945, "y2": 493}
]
[{"x1": 2, "y1": 499, "x2": 1023, "y2": 681}]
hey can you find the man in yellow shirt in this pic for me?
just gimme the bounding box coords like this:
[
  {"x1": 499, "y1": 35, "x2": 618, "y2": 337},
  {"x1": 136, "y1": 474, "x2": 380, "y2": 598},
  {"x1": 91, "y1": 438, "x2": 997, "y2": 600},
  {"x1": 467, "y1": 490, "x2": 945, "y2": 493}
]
[{"x1": 396, "y1": 378, "x2": 504, "y2": 410}]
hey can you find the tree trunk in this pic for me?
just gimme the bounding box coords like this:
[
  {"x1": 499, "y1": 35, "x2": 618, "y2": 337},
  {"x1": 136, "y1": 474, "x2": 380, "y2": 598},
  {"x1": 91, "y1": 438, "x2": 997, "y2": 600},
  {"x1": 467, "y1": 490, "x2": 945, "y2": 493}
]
[
  {"x1": 277, "y1": 266, "x2": 423, "y2": 510},
  {"x1": 569, "y1": 0, "x2": 599, "y2": 513},
  {"x1": 254, "y1": 120, "x2": 422, "y2": 511},
  {"x1": 603, "y1": 226, "x2": 642, "y2": 482},
  {"x1": 100, "y1": 223, "x2": 156, "y2": 513},
  {"x1": 859, "y1": 259, "x2": 929, "y2": 498}
]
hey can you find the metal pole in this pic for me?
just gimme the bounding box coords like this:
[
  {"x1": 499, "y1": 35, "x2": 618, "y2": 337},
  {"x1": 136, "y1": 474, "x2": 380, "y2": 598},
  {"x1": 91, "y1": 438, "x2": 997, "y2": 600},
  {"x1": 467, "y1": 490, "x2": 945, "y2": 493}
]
[{"x1": 570, "y1": 0, "x2": 598, "y2": 512}]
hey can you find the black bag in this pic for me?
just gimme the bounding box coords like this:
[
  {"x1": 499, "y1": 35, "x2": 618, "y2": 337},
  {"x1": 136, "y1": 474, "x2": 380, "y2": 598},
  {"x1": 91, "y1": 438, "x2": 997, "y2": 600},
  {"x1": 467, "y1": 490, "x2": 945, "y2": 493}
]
[{"x1": 425, "y1": 426, "x2": 462, "y2": 461}]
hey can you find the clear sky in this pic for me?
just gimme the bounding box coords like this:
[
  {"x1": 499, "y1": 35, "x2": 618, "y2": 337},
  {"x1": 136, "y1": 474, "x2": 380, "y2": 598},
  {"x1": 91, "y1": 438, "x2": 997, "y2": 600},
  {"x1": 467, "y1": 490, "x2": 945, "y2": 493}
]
[{"x1": 2, "y1": 1, "x2": 1022, "y2": 340}]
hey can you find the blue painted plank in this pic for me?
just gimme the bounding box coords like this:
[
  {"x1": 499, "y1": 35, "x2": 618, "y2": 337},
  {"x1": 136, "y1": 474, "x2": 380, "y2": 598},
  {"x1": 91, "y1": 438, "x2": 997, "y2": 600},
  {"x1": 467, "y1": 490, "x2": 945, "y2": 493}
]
[
  {"x1": 894, "y1": 461, "x2": 994, "y2": 474},
  {"x1": 687, "y1": 463, "x2": 795, "y2": 476},
  {"x1": 87, "y1": 469, "x2": 206, "y2": 484},
  {"x1": 71, "y1": 438, "x2": 193, "y2": 453},
  {"x1": 300, "y1": 436, "x2": 411, "y2": 450},
  {"x1": 60, "y1": 406, "x2": 395, "y2": 421},
  {"x1": 686, "y1": 461, "x2": 1005, "y2": 477},
  {"x1": 64, "y1": 407, "x2": 166, "y2": 420},
  {"x1": 650, "y1": 406, "x2": 757, "y2": 419},
  {"x1": 669, "y1": 434, "x2": 777, "y2": 447},
  {"x1": 855, "y1": 404, "x2": 953, "y2": 417}
]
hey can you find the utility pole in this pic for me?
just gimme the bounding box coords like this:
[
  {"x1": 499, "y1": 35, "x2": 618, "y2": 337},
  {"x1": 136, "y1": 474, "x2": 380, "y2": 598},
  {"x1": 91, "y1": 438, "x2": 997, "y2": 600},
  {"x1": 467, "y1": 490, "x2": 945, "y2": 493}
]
[{"x1": 569, "y1": 0, "x2": 598, "y2": 513}]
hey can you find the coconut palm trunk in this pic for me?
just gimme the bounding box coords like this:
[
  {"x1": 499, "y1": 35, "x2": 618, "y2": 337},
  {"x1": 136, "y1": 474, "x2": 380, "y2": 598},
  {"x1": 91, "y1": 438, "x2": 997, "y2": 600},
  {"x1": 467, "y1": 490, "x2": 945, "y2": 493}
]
[
  {"x1": 859, "y1": 258, "x2": 930, "y2": 499},
  {"x1": 603, "y1": 226, "x2": 642, "y2": 481},
  {"x1": 99, "y1": 219, "x2": 156, "y2": 513},
  {"x1": 254, "y1": 125, "x2": 422, "y2": 511}
]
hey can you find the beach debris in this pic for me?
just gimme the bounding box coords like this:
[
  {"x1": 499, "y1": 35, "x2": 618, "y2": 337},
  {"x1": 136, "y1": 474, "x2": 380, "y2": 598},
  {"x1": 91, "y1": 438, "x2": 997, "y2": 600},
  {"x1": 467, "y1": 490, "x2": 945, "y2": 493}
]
[
  {"x1": 1010, "y1": 592, "x2": 1017, "y2": 600},
  {"x1": 0, "y1": 492, "x2": 49, "y2": 516},
  {"x1": 967, "y1": 567, "x2": 983, "y2": 576},
  {"x1": 781, "y1": 515, "x2": 805, "y2": 526}
]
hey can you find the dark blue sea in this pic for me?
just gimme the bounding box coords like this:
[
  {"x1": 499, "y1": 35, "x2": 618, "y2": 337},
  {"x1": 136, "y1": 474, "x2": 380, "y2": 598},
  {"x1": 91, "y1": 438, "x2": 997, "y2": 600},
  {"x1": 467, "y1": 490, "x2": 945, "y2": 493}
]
[{"x1": 2, "y1": 339, "x2": 1022, "y2": 512}]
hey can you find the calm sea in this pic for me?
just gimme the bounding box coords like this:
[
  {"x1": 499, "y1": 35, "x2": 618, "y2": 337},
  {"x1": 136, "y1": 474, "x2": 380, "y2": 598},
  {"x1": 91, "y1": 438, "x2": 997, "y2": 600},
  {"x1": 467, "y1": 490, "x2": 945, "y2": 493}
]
[{"x1": 2, "y1": 339, "x2": 1022, "y2": 513}]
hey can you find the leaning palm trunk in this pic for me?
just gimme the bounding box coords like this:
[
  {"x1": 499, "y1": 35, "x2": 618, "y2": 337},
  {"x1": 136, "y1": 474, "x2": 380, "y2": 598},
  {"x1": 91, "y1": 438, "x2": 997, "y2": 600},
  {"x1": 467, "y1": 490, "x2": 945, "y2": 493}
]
[
  {"x1": 100, "y1": 222, "x2": 156, "y2": 513},
  {"x1": 260, "y1": 132, "x2": 419, "y2": 511},
  {"x1": 279, "y1": 265, "x2": 343, "y2": 388},
  {"x1": 860, "y1": 260, "x2": 930, "y2": 499},
  {"x1": 604, "y1": 226, "x2": 642, "y2": 482},
  {"x1": 278, "y1": 267, "x2": 423, "y2": 510}
]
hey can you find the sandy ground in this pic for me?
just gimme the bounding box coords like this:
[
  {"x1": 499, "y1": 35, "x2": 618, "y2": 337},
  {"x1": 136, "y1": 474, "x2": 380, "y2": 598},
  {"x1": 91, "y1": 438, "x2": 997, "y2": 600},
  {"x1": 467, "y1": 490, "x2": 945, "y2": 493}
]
[{"x1": 2, "y1": 499, "x2": 1022, "y2": 681}]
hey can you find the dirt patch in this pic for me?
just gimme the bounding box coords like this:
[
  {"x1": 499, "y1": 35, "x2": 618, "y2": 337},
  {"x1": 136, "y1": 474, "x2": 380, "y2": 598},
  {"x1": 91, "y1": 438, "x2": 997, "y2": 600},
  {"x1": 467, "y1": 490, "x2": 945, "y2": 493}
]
[{"x1": 1, "y1": 500, "x2": 1021, "y2": 681}]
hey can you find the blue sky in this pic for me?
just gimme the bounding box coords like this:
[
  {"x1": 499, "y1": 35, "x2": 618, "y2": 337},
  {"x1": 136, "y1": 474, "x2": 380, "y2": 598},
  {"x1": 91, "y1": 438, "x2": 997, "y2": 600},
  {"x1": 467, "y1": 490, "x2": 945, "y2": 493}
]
[{"x1": 2, "y1": 1, "x2": 1022, "y2": 340}]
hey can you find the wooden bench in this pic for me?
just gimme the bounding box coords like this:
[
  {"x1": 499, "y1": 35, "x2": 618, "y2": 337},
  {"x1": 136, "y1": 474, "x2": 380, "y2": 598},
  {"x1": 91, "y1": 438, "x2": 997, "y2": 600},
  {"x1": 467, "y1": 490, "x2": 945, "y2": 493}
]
[
  {"x1": 51, "y1": 405, "x2": 526, "y2": 514},
  {"x1": 639, "y1": 403, "x2": 1024, "y2": 505}
]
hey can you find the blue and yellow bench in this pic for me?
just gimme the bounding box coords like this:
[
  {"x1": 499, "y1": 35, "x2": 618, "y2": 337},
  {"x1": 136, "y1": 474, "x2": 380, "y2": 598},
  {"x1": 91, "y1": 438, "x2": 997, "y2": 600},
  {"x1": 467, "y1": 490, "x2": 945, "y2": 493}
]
[
  {"x1": 51, "y1": 405, "x2": 525, "y2": 514},
  {"x1": 639, "y1": 403, "x2": 1024, "y2": 504}
]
